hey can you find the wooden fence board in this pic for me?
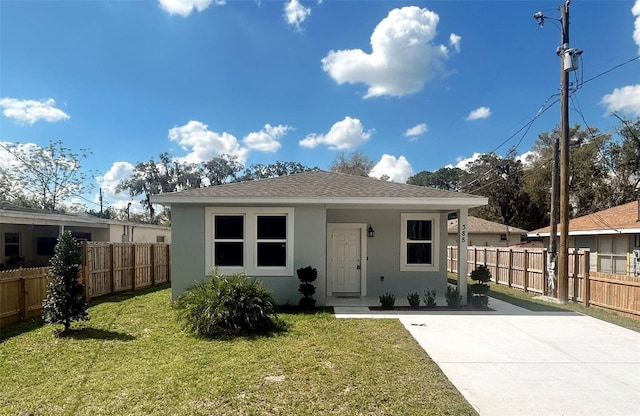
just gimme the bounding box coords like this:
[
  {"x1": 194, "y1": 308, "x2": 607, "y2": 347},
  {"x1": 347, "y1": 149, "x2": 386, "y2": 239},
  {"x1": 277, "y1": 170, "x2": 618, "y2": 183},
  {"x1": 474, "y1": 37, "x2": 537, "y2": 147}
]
[{"x1": 1, "y1": 242, "x2": 171, "y2": 329}]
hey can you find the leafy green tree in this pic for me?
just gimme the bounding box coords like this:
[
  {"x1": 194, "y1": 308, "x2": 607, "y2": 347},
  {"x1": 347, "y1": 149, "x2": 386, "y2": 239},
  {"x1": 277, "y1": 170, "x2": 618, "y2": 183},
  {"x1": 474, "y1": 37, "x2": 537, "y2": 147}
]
[
  {"x1": 602, "y1": 117, "x2": 640, "y2": 207},
  {"x1": 463, "y1": 148, "x2": 545, "y2": 230},
  {"x1": 407, "y1": 167, "x2": 467, "y2": 191},
  {"x1": 329, "y1": 151, "x2": 374, "y2": 176},
  {"x1": 524, "y1": 124, "x2": 611, "y2": 218},
  {"x1": 43, "y1": 231, "x2": 88, "y2": 331},
  {"x1": 237, "y1": 161, "x2": 315, "y2": 181},
  {"x1": 116, "y1": 152, "x2": 201, "y2": 220},
  {"x1": 0, "y1": 140, "x2": 93, "y2": 211},
  {"x1": 202, "y1": 154, "x2": 243, "y2": 185}
]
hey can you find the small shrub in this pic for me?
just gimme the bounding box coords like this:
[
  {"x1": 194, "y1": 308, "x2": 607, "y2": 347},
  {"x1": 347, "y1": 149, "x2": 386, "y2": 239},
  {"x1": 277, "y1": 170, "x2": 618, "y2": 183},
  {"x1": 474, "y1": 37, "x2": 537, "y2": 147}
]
[
  {"x1": 297, "y1": 266, "x2": 318, "y2": 310},
  {"x1": 470, "y1": 265, "x2": 492, "y2": 283},
  {"x1": 470, "y1": 265, "x2": 491, "y2": 308},
  {"x1": 407, "y1": 292, "x2": 420, "y2": 309},
  {"x1": 445, "y1": 286, "x2": 462, "y2": 309},
  {"x1": 174, "y1": 270, "x2": 280, "y2": 338},
  {"x1": 379, "y1": 292, "x2": 395, "y2": 309},
  {"x1": 423, "y1": 288, "x2": 437, "y2": 308},
  {"x1": 43, "y1": 231, "x2": 89, "y2": 331}
]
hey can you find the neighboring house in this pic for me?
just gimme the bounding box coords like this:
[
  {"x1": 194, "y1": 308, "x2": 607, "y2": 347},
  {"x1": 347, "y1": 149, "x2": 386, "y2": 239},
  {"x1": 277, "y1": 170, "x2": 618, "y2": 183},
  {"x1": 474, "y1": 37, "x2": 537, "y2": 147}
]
[
  {"x1": 528, "y1": 200, "x2": 640, "y2": 276},
  {"x1": 447, "y1": 216, "x2": 531, "y2": 247},
  {"x1": 151, "y1": 170, "x2": 487, "y2": 305},
  {"x1": 0, "y1": 204, "x2": 171, "y2": 269}
]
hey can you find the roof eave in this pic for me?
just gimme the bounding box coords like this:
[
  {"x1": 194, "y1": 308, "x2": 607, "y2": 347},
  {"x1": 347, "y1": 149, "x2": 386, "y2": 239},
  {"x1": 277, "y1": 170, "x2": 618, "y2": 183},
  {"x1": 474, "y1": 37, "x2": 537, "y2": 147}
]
[{"x1": 150, "y1": 195, "x2": 488, "y2": 208}]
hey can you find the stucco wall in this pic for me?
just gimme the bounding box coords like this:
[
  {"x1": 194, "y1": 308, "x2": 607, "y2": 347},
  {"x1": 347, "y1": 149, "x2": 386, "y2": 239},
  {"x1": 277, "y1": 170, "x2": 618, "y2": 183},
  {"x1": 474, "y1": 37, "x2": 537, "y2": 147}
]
[
  {"x1": 108, "y1": 224, "x2": 172, "y2": 243},
  {"x1": 259, "y1": 205, "x2": 327, "y2": 305},
  {"x1": 326, "y1": 209, "x2": 449, "y2": 299},
  {"x1": 170, "y1": 205, "x2": 207, "y2": 300},
  {"x1": 169, "y1": 204, "x2": 327, "y2": 305},
  {"x1": 447, "y1": 233, "x2": 523, "y2": 247}
]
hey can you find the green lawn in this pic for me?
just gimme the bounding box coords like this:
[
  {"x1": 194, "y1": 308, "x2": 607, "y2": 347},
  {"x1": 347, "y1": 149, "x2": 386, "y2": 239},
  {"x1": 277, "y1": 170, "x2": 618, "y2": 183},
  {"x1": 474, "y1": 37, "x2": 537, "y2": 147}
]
[{"x1": 0, "y1": 285, "x2": 476, "y2": 416}]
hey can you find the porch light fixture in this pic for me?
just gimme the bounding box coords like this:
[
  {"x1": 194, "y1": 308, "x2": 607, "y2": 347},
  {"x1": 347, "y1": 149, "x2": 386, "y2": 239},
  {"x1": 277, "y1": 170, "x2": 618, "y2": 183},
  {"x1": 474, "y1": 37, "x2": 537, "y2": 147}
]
[{"x1": 368, "y1": 225, "x2": 375, "y2": 238}]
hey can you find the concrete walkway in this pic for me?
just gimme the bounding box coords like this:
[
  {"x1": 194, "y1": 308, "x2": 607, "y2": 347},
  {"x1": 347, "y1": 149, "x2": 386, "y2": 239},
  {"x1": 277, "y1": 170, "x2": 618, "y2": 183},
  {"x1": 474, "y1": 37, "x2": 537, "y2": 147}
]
[{"x1": 335, "y1": 298, "x2": 640, "y2": 416}]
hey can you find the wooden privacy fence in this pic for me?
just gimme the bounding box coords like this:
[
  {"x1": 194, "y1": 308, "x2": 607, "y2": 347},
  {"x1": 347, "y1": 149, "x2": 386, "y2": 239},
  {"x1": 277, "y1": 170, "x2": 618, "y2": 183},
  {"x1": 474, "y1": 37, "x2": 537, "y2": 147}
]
[
  {"x1": 447, "y1": 246, "x2": 639, "y2": 320},
  {"x1": 0, "y1": 242, "x2": 171, "y2": 328},
  {"x1": 447, "y1": 246, "x2": 588, "y2": 296}
]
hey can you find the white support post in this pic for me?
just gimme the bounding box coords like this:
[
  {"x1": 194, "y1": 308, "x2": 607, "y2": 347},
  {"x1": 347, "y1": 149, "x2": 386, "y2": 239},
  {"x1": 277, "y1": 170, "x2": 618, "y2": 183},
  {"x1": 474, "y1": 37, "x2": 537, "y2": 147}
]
[{"x1": 458, "y1": 208, "x2": 469, "y2": 305}]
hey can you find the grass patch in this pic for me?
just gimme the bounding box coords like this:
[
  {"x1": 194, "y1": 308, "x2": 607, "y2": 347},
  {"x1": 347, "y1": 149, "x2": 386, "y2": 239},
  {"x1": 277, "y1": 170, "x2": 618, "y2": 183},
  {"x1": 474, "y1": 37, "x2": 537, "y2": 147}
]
[
  {"x1": 0, "y1": 287, "x2": 476, "y2": 416},
  {"x1": 449, "y1": 274, "x2": 640, "y2": 332}
]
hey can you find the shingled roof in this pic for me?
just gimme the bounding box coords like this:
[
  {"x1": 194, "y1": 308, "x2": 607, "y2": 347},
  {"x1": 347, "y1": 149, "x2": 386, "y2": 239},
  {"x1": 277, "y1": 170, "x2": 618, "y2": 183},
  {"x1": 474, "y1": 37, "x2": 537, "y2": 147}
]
[
  {"x1": 448, "y1": 216, "x2": 529, "y2": 234},
  {"x1": 151, "y1": 170, "x2": 487, "y2": 208},
  {"x1": 529, "y1": 200, "x2": 640, "y2": 236}
]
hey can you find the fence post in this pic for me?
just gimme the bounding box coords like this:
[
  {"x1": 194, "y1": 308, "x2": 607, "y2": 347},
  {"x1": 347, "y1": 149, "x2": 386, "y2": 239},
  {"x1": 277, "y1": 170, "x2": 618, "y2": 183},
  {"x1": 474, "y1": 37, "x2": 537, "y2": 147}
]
[
  {"x1": 583, "y1": 249, "x2": 590, "y2": 307},
  {"x1": 131, "y1": 244, "x2": 136, "y2": 292},
  {"x1": 573, "y1": 248, "x2": 580, "y2": 302},
  {"x1": 167, "y1": 244, "x2": 171, "y2": 283},
  {"x1": 150, "y1": 244, "x2": 156, "y2": 287},
  {"x1": 109, "y1": 244, "x2": 115, "y2": 293},
  {"x1": 19, "y1": 275, "x2": 27, "y2": 319},
  {"x1": 82, "y1": 241, "x2": 90, "y2": 301},
  {"x1": 523, "y1": 249, "x2": 529, "y2": 293},
  {"x1": 507, "y1": 249, "x2": 513, "y2": 288},
  {"x1": 542, "y1": 249, "x2": 548, "y2": 296}
]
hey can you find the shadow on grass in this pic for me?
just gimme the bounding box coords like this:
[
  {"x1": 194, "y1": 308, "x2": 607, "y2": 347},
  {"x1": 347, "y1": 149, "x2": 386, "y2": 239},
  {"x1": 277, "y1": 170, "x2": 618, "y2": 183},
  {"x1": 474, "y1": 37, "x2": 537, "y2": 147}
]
[
  {"x1": 56, "y1": 327, "x2": 135, "y2": 341},
  {"x1": 0, "y1": 316, "x2": 46, "y2": 343},
  {"x1": 488, "y1": 290, "x2": 568, "y2": 312},
  {"x1": 88, "y1": 282, "x2": 171, "y2": 307}
]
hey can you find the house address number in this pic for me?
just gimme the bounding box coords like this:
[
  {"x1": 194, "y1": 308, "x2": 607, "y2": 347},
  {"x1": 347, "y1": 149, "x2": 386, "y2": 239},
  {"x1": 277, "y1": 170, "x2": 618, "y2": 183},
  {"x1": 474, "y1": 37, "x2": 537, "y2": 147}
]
[{"x1": 461, "y1": 223, "x2": 467, "y2": 244}]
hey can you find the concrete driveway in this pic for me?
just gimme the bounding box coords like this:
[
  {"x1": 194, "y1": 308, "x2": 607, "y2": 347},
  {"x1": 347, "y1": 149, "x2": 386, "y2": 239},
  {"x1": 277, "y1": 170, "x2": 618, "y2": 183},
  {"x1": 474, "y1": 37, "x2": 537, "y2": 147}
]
[{"x1": 335, "y1": 299, "x2": 640, "y2": 416}]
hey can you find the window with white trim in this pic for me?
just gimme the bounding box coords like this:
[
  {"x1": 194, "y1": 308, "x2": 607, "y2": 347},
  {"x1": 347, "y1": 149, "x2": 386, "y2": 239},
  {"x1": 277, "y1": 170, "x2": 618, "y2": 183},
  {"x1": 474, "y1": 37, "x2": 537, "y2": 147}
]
[
  {"x1": 400, "y1": 213, "x2": 439, "y2": 271},
  {"x1": 597, "y1": 236, "x2": 627, "y2": 275},
  {"x1": 4, "y1": 233, "x2": 20, "y2": 257},
  {"x1": 206, "y1": 207, "x2": 294, "y2": 276}
]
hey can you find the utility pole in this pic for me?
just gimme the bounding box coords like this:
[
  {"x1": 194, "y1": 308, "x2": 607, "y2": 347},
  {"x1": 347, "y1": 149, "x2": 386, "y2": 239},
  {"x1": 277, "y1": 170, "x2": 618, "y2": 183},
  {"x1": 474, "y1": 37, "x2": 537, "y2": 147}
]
[
  {"x1": 535, "y1": 0, "x2": 581, "y2": 302},
  {"x1": 99, "y1": 187, "x2": 104, "y2": 215},
  {"x1": 548, "y1": 137, "x2": 559, "y2": 297}
]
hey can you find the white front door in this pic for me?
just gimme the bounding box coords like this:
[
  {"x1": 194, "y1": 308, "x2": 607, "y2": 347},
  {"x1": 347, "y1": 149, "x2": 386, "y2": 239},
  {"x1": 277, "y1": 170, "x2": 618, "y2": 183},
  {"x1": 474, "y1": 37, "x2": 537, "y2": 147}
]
[{"x1": 329, "y1": 226, "x2": 362, "y2": 293}]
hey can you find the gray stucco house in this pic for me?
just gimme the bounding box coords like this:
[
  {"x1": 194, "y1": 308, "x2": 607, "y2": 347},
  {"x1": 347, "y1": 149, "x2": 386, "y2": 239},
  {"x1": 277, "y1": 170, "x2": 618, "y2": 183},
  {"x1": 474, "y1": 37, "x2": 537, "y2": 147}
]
[{"x1": 151, "y1": 170, "x2": 487, "y2": 305}]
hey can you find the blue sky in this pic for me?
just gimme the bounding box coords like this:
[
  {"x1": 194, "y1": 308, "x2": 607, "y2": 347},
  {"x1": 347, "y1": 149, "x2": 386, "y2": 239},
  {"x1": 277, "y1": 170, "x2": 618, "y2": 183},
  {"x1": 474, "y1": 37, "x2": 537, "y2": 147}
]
[{"x1": 1, "y1": 0, "x2": 639, "y2": 213}]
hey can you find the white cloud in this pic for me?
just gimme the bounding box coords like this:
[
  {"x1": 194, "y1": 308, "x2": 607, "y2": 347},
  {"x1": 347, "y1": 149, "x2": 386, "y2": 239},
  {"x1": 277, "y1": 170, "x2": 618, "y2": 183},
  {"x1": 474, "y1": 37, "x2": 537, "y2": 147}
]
[
  {"x1": 96, "y1": 161, "x2": 135, "y2": 195},
  {"x1": 633, "y1": 0, "x2": 640, "y2": 51},
  {"x1": 168, "y1": 120, "x2": 248, "y2": 164},
  {"x1": 370, "y1": 154, "x2": 414, "y2": 183},
  {"x1": 321, "y1": 6, "x2": 459, "y2": 98},
  {"x1": 284, "y1": 0, "x2": 311, "y2": 30},
  {"x1": 299, "y1": 116, "x2": 373, "y2": 150},
  {"x1": 446, "y1": 152, "x2": 483, "y2": 170},
  {"x1": 0, "y1": 97, "x2": 69, "y2": 125},
  {"x1": 242, "y1": 124, "x2": 291, "y2": 152},
  {"x1": 94, "y1": 161, "x2": 137, "y2": 210},
  {"x1": 517, "y1": 151, "x2": 536, "y2": 168},
  {"x1": 404, "y1": 123, "x2": 428, "y2": 140},
  {"x1": 158, "y1": 0, "x2": 222, "y2": 17},
  {"x1": 466, "y1": 106, "x2": 491, "y2": 121},
  {"x1": 449, "y1": 33, "x2": 461, "y2": 53},
  {"x1": 601, "y1": 85, "x2": 640, "y2": 117}
]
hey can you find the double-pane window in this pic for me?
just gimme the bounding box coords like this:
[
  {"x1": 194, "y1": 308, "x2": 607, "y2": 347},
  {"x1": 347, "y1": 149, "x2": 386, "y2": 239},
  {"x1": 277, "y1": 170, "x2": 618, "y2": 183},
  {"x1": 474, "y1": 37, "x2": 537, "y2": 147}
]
[
  {"x1": 257, "y1": 216, "x2": 287, "y2": 267},
  {"x1": 214, "y1": 215, "x2": 244, "y2": 266},
  {"x1": 400, "y1": 213, "x2": 439, "y2": 271}
]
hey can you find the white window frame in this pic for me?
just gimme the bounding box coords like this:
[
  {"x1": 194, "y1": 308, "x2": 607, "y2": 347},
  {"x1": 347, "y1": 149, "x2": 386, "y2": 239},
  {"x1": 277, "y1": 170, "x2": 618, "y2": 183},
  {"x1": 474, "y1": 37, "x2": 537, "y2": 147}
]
[
  {"x1": 400, "y1": 213, "x2": 439, "y2": 272},
  {"x1": 4, "y1": 232, "x2": 20, "y2": 257},
  {"x1": 205, "y1": 207, "x2": 294, "y2": 276},
  {"x1": 597, "y1": 235, "x2": 627, "y2": 275}
]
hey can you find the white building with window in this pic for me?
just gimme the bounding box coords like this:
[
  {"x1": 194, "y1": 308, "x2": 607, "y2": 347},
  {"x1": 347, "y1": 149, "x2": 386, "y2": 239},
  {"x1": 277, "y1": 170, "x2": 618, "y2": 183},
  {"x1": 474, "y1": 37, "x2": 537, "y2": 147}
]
[
  {"x1": 528, "y1": 200, "x2": 640, "y2": 276},
  {"x1": 152, "y1": 170, "x2": 487, "y2": 305},
  {"x1": 0, "y1": 204, "x2": 171, "y2": 269}
]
